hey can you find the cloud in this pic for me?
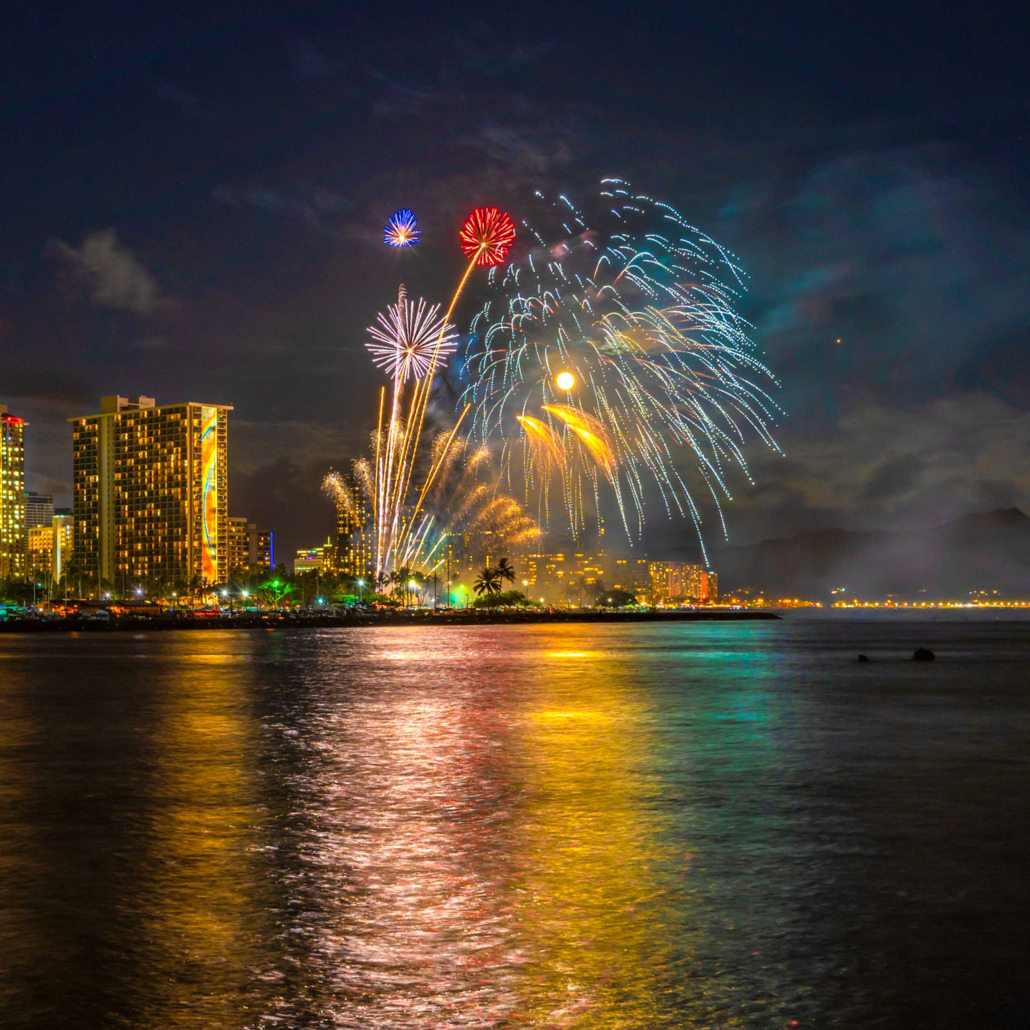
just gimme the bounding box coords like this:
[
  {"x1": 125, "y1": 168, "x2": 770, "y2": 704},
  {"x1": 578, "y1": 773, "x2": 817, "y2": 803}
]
[
  {"x1": 212, "y1": 184, "x2": 349, "y2": 232},
  {"x1": 49, "y1": 229, "x2": 160, "y2": 314},
  {"x1": 231, "y1": 419, "x2": 367, "y2": 477},
  {"x1": 726, "y1": 143, "x2": 1030, "y2": 413},
  {"x1": 472, "y1": 124, "x2": 574, "y2": 175},
  {"x1": 289, "y1": 40, "x2": 339, "y2": 80},
  {"x1": 723, "y1": 392, "x2": 1030, "y2": 537},
  {"x1": 153, "y1": 81, "x2": 207, "y2": 115},
  {"x1": 0, "y1": 366, "x2": 94, "y2": 405}
]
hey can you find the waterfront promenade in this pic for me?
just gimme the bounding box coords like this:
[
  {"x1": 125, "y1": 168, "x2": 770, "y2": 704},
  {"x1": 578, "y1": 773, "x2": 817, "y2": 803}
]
[{"x1": 0, "y1": 608, "x2": 780, "y2": 632}]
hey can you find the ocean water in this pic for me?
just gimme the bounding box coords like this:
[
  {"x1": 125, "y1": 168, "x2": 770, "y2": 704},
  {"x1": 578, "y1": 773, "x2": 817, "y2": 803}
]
[{"x1": 0, "y1": 617, "x2": 1027, "y2": 1028}]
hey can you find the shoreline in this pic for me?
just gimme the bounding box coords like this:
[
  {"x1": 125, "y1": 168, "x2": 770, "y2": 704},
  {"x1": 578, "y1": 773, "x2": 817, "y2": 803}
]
[{"x1": 0, "y1": 609, "x2": 781, "y2": 632}]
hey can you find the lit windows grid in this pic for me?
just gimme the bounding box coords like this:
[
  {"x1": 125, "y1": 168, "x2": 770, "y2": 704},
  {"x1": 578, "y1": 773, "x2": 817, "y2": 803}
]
[{"x1": 71, "y1": 403, "x2": 231, "y2": 586}]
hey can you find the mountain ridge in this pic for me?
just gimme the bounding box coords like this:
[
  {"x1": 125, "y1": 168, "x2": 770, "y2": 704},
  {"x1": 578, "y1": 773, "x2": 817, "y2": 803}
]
[{"x1": 713, "y1": 508, "x2": 1030, "y2": 599}]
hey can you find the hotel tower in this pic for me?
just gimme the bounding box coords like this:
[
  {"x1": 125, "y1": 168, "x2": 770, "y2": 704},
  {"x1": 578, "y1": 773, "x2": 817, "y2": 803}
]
[
  {"x1": 70, "y1": 395, "x2": 232, "y2": 590},
  {"x1": 0, "y1": 405, "x2": 27, "y2": 578}
]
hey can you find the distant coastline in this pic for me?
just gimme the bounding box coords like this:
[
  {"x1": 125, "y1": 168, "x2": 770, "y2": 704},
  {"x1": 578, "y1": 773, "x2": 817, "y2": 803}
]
[{"x1": 0, "y1": 609, "x2": 781, "y2": 632}]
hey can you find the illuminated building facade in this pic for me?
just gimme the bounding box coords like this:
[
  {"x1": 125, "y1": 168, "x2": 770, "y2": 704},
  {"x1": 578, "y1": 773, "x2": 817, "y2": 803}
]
[
  {"x1": 649, "y1": 561, "x2": 718, "y2": 603},
  {"x1": 70, "y1": 395, "x2": 232, "y2": 590},
  {"x1": 0, "y1": 406, "x2": 27, "y2": 578},
  {"x1": 227, "y1": 517, "x2": 271, "y2": 574},
  {"x1": 608, "y1": 555, "x2": 651, "y2": 601},
  {"x1": 294, "y1": 540, "x2": 333, "y2": 576},
  {"x1": 27, "y1": 515, "x2": 74, "y2": 583},
  {"x1": 514, "y1": 550, "x2": 649, "y2": 605},
  {"x1": 24, "y1": 491, "x2": 54, "y2": 547},
  {"x1": 331, "y1": 472, "x2": 372, "y2": 578},
  {"x1": 227, "y1": 517, "x2": 251, "y2": 574},
  {"x1": 256, "y1": 531, "x2": 272, "y2": 571}
]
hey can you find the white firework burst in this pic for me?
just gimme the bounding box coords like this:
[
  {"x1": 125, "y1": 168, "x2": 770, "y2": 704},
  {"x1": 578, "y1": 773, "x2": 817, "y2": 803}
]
[{"x1": 366, "y1": 286, "x2": 459, "y2": 382}]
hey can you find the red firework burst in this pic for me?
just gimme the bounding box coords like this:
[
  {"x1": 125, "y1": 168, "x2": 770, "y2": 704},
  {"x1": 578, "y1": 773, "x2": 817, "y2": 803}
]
[{"x1": 459, "y1": 207, "x2": 516, "y2": 266}]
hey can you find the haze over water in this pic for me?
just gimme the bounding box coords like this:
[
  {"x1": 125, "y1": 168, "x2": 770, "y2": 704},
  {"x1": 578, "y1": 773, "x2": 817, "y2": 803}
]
[{"x1": 1, "y1": 619, "x2": 1027, "y2": 1028}]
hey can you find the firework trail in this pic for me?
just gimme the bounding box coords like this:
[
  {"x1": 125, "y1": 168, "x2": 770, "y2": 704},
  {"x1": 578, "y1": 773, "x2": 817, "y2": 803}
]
[
  {"x1": 323, "y1": 433, "x2": 537, "y2": 585},
  {"x1": 360, "y1": 285, "x2": 458, "y2": 583},
  {"x1": 459, "y1": 180, "x2": 782, "y2": 562},
  {"x1": 344, "y1": 211, "x2": 518, "y2": 586}
]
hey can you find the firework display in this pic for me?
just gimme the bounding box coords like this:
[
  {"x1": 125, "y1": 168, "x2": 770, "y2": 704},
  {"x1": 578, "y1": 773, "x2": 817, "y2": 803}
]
[
  {"x1": 329, "y1": 264, "x2": 535, "y2": 586},
  {"x1": 327, "y1": 182, "x2": 774, "y2": 587},
  {"x1": 459, "y1": 181, "x2": 781, "y2": 561},
  {"x1": 366, "y1": 285, "x2": 458, "y2": 382},
  {"x1": 384, "y1": 208, "x2": 420, "y2": 247},
  {"x1": 459, "y1": 207, "x2": 516, "y2": 266},
  {"x1": 323, "y1": 432, "x2": 537, "y2": 585}
]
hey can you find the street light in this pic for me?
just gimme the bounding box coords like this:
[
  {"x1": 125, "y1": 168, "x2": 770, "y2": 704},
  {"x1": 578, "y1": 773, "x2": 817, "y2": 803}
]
[{"x1": 356, "y1": 579, "x2": 365, "y2": 604}]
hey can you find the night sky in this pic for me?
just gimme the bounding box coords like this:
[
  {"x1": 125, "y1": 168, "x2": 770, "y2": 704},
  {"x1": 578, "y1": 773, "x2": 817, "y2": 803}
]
[{"x1": 3, "y1": 1, "x2": 1028, "y2": 561}]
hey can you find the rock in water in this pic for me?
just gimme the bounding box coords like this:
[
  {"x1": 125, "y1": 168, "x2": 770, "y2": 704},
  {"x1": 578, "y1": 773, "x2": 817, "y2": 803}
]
[{"x1": 913, "y1": 647, "x2": 935, "y2": 662}]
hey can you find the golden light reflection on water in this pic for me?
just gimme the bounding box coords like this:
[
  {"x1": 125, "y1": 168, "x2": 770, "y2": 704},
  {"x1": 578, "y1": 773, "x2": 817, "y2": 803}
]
[
  {"x1": 0, "y1": 628, "x2": 814, "y2": 1028},
  {"x1": 511, "y1": 657, "x2": 694, "y2": 1027},
  {"x1": 133, "y1": 651, "x2": 269, "y2": 1030}
]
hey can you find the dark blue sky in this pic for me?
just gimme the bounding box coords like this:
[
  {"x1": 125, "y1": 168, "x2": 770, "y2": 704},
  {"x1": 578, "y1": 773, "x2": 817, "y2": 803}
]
[{"x1": 2, "y1": 0, "x2": 1028, "y2": 559}]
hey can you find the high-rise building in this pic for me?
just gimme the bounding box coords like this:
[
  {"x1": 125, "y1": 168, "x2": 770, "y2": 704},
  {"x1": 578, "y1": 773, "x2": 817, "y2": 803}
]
[
  {"x1": 700, "y1": 570, "x2": 717, "y2": 602},
  {"x1": 606, "y1": 554, "x2": 651, "y2": 602},
  {"x1": 27, "y1": 515, "x2": 74, "y2": 584},
  {"x1": 0, "y1": 406, "x2": 27, "y2": 579},
  {"x1": 649, "y1": 561, "x2": 718, "y2": 603},
  {"x1": 331, "y1": 472, "x2": 372, "y2": 578},
  {"x1": 256, "y1": 531, "x2": 272, "y2": 571},
  {"x1": 294, "y1": 540, "x2": 333, "y2": 576},
  {"x1": 70, "y1": 395, "x2": 232, "y2": 591},
  {"x1": 24, "y1": 491, "x2": 54, "y2": 541},
  {"x1": 227, "y1": 518, "x2": 273, "y2": 574},
  {"x1": 227, "y1": 517, "x2": 253, "y2": 574},
  {"x1": 515, "y1": 550, "x2": 609, "y2": 605}
]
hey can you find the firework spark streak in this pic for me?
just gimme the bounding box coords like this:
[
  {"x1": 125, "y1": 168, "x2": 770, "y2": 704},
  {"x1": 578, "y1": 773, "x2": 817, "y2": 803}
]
[
  {"x1": 362, "y1": 285, "x2": 458, "y2": 582},
  {"x1": 331, "y1": 261, "x2": 535, "y2": 586},
  {"x1": 349, "y1": 212, "x2": 518, "y2": 584},
  {"x1": 323, "y1": 431, "x2": 537, "y2": 584},
  {"x1": 460, "y1": 181, "x2": 782, "y2": 561},
  {"x1": 384, "y1": 208, "x2": 420, "y2": 247}
]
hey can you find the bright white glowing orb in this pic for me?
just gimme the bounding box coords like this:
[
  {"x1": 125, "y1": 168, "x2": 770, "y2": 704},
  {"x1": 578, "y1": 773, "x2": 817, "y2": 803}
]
[{"x1": 555, "y1": 371, "x2": 576, "y2": 391}]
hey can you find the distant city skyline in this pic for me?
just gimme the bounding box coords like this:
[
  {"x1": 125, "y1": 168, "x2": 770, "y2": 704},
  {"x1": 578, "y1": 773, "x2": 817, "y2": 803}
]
[{"x1": 3, "y1": 2, "x2": 1029, "y2": 563}]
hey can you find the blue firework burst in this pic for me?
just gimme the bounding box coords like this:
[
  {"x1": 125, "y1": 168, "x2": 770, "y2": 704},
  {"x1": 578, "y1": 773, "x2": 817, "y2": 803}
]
[{"x1": 384, "y1": 208, "x2": 420, "y2": 247}]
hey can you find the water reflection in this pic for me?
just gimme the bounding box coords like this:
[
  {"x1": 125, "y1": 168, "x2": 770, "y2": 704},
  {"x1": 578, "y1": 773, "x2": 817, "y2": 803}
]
[
  {"x1": 263, "y1": 635, "x2": 521, "y2": 1027},
  {"x1": 132, "y1": 648, "x2": 270, "y2": 1029},
  {"x1": 2, "y1": 623, "x2": 1026, "y2": 1029},
  {"x1": 512, "y1": 661, "x2": 691, "y2": 1026}
]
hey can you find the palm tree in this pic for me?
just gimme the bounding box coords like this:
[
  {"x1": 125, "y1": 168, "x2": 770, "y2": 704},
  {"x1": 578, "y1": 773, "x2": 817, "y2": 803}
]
[
  {"x1": 474, "y1": 566, "x2": 501, "y2": 597},
  {"x1": 390, "y1": 566, "x2": 416, "y2": 605},
  {"x1": 493, "y1": 557, "x2": 516, "y2": 588}
]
